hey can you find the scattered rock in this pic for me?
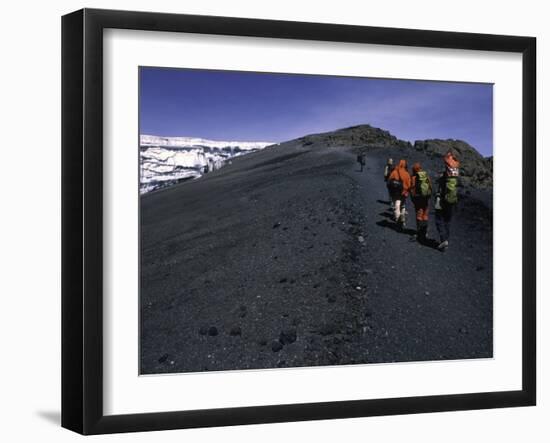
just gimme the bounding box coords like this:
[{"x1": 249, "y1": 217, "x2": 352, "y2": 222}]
[
  {"x1": 424, "y1": 291, "x2": 430, "y2": 296},
  {"x1": 272, "y1": 222, "x2": 281, "y2": 229},
  {"x1": 271, "y1": 340, "x2": 283, "y2": 352},
  {"x1": 279, "y1": 278, "x2": 288, "y2": 283},
  {"x1": 459, "y1": 327, "x2": 468, "y2": 334},
  {"x1": 327, "y1": 351, "x2": 339, "y2": 364},
  {"x1": 208, "y1": 326, "x2": 218, "y2": 336},
  {"x1": 279, "y1": 328, "x2": 297, "y2": 345},
  {"x1": 358, "y1": 236, "x2": 365, "y2": 243},
  {"x1": 198, "y1": 326, "x2": 208, "y2": 335},
  {"x1": 319, "y1": 323, "x2": 337, "y2": 336},
  {"x1": 230, "y1": 326, "x2": 242, "y2": 336},
  {"x1": 158, "y1": 353, "x2": 170, "y2": 364}
]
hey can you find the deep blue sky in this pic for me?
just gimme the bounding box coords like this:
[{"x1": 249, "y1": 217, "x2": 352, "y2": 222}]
[{"x1": 139, "y1": 67, "x2": 493, "y2": 156}]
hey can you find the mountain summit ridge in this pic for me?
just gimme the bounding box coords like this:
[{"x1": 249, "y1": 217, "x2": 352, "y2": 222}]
[
  {"x1": 283, "y1": 123, "x2": 492, "y2": 189},
  {"x1": 140, "y1": 123, "x2": 493, "y2": 193},
  {"x1": 293, "y1": 124, "x2": 492, "y2": 189}
]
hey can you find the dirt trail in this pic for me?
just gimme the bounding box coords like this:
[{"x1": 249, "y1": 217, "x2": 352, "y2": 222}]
[{"x1": 340, "y1": 149, "x2": 493, "y2": 363}]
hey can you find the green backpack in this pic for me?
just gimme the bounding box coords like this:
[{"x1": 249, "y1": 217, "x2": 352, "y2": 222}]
[
  {"x1": 445, "y1": 177, "x2": 459, "y2": 204},
  {"x1": 416, "y1": 171, "x2": 432, "y2": 197}
]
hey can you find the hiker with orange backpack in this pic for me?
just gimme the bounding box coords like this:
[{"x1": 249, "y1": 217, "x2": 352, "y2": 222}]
[
  {"x1": 435, "y1": 151, "x2": 460, "y2": 251},
  {"x1": 410, "y1": 162, "x2": 433, "y2": 243},
  {"x1": 386, "y1": 159, "x2": 411, "y2": 229}
]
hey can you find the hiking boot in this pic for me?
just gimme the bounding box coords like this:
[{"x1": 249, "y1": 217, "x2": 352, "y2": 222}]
[
  {"x1": 418, "y1": 224, "x2": 428, "y2": 243},
  {"x1": 437, "y1": 240, "x2": 449, "y2": 251}
]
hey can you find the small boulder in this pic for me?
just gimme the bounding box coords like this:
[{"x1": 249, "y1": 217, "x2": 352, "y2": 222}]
[
  {"x1": 158, "y1": 353, "x2": 170, "y2": 364},
  {"x1": 271, "y1": 340, "x2": 283, "y2": 352},
  {"x1": 279, "y1": 328, "x2": 297, "y2": 345},
  {"x1": 229, "y1": 326, "x2": 242, "y2": 336},
  {"x1": 319, "y1": 323, "x2": 337, "y2": 336}
]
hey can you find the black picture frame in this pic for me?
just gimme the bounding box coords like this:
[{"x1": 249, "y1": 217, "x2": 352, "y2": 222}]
[{"x1": 62, "y1": 8, "x2": 536, "y2": 435}]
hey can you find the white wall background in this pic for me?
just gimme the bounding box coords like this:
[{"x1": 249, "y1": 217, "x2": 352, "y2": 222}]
[{"x1": 0, "y1": 0, "x2": 546, "y2": 441}]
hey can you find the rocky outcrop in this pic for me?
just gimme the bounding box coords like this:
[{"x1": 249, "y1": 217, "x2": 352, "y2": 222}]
[
  {"x1": 297, "y1": 124, "x2": 412, "y2": 150},
  {"x1": 291, "y1": 126, "x2": 492, "y2": 189}
]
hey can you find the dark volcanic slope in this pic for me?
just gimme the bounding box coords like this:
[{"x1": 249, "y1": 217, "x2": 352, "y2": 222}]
[{"x1": 140, "y1": 125, "x2": 493, "y2": 374}]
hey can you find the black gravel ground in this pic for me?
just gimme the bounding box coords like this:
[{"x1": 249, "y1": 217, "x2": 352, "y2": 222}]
[{"x1": 140, "y1": 141, "x2": 493, "y2": 374}]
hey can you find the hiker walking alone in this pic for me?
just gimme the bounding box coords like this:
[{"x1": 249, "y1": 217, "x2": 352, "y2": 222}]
[
  {"x1": 435, "y1": 151, "x2": 460, "y2": 251},
  {"x1": 410, "y1": 162, "x2": 432, "y2": 243},
  {"x1": 357, "y1": 153, "x2": 366, "y2": 172},
  {"x1": 387, "y1": 159, "x2": 411, "y2": 229},
  {"x1": 383, "y1": 158, "x2": 394, "y2": 207}
]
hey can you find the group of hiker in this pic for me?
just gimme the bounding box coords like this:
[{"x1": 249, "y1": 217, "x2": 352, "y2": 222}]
[{"x1": 382, "y1": 151, "x2": 460, "y2": 251}]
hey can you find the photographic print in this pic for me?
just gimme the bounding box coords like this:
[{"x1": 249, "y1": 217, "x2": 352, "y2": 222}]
[{"x1": 139, "y1": 67, "x2": 493, "y2": 375}]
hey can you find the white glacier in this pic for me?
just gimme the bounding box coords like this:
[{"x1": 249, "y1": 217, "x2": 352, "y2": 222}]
[{"x1": 140, "y1": 135, "x2": 273, "y2": 194}]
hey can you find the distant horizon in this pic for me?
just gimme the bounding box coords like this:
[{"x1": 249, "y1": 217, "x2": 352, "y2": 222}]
[
  {"x1": 139, "y1": 125, "x2": 492, "y2": 158},
  {"x1": 140, "y1": 68, "x2": 493, "y2": 156},
  {"x1": 139, "y1": 124, "x2": 492, "y2": 157}
]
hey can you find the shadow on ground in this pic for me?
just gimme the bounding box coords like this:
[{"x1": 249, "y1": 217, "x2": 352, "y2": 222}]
[{"x1": 376, "y1": 219, "x2": 417, "y2": 236}]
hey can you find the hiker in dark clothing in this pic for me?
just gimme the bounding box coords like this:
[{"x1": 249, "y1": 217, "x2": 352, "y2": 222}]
[
  {"x1": 410, "y1": 162, "x2": 432, "y2": 243},
  {"x1": 357, "y1": 154, "x2": 366, "y2": 172},
  {"x1": 383, "y1": 158, "x2": 394, "y2": 207},
  {"x1": 435, "y1": 151, "x2": 460, "y2": 251}
]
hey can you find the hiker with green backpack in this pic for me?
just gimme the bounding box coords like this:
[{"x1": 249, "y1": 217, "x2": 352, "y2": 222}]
[
  {"x1": 410, "y1": 162, "x2": 433, "y2": 243},
  {"x1": 435, "y1": 151, "x2": 460, "y2": 251}
]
